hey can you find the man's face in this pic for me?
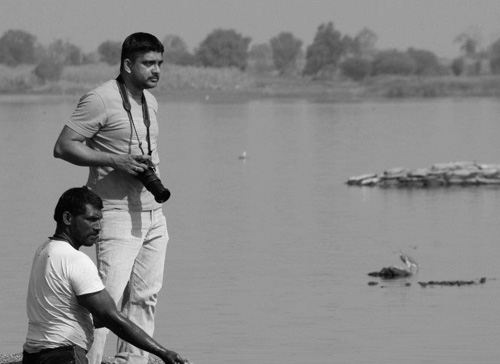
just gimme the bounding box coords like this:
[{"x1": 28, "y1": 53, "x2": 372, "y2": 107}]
[
  {"x1": 128, "y1": 51, "x2": 163, "y2": 90},
  {"x1": 69, "y1": 204, "x2": 102, "y2": 248}
]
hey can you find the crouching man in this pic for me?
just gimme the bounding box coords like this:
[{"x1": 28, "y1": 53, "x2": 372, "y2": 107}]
[{"x1": 22, "y1": 187, "x2": 188, "y2": 364}]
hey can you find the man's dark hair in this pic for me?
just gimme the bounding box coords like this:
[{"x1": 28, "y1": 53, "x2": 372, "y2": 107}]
[
  {"x1": 54, "y1": 187, "x2": 103, "y2": 224},
  {"x1": 120, "y1": 32, "x2": 164, "y2": 67}
]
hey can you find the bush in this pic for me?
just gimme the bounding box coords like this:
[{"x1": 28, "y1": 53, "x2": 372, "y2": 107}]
[
  {"x1": 33, "y1": 58, "x2": 64, "y2": 82},
  {"x1": 154, "y1": 64, "x2": 253, "y2": 91},
  {"x1": 0, "y1": 65, "x2": 37, "y2": 92},
  {"x1": 372, "y1": 50, "x2": 416, "y2": 76},
  {"x1": 97, "y1": 40, "x2": 121, "y2": 65},
  {"x1": 451, "y1": 58, "x2": 464, "y2": 76},
  {"x1": 407, "y1": 48, "x2": 441, "y2": 75},
  {"x1": 489, "y1": 57, "x2": 500, "y2": 75},
  {"x1": 340, "y1": 57, "x2": 372, "y2": 81}
]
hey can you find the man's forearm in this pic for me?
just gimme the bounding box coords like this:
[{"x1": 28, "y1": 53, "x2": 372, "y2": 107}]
[{"x1": 104, "y1": 313, "x2": 180, "y2": 363}]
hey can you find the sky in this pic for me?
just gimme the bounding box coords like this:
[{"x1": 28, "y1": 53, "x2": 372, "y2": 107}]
[{"x1": 1, "y1": 0, "x2": 500, "y2": 59}]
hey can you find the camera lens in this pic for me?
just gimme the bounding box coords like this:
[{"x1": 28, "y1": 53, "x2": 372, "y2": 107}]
[
  {"x1": 137, "y1": 168, "x2": 171, "y2": 203},
  {"x1": 147, "y1": 180, "x2": 171, "y2": 203}
]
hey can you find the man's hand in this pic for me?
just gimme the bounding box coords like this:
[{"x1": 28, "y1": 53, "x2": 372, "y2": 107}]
[
  {"x1": 160, "y1": 349, "x2": 191, "y2": 364},
  {"x1": 111, "y1": 154, "x2": 151, "y2": 176}
]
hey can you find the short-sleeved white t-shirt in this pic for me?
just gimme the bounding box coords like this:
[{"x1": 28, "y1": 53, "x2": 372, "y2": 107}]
[
  {"x1": 66, "y1": 79, "x2": 162, "y2": 211},
  {"x1": 23, "y1": 239, "x2": 105, "y2": 352}
]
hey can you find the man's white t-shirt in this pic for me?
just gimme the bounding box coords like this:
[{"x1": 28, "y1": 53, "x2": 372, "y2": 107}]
[{"x1": 23, "y1": 239, "x2": 105, "y2": 352}]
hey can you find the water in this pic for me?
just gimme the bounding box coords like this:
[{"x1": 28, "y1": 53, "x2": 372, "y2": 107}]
[{"x1": 1, "y1": 94, "x2": 499, "y2": 364}]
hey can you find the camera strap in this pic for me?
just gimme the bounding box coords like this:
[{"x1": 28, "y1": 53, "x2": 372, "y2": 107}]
[{"x1": 116, "y1": 75, "x2": 152, "y2": 156}]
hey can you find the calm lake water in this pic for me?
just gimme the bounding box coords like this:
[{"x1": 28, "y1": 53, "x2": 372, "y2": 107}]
[{"x1": 1, "y1": 93, "x2": 499, "y2": 364}]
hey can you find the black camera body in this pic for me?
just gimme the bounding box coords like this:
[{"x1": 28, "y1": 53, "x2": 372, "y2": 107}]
[{"x1": 136, "y1": 166, "x2": 171, "y2": 203}]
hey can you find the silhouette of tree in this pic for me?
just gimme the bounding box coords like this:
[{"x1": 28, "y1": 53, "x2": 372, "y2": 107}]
[
  {"x1": 162, "y1": 34, "x2": 195, "y2": 65},
  {"x1": 270, "y1": 32, "x2": 302, "y2": 75},
  {"x1": 248, "y1": 43, "x2": 274, "y2": 73},
  {"x1": 0, "y1": 29, "x2": 37, "y2": 66},
  {"x1": 195, "y1": 29, "x2": 251, "y2": 70},
  {"x1": 303, "y1": 22, "x2": 344, "y2": 77},
  {"x1": 97, "y1": 40, "x2": 121, "y2": 65},
  {"x1": 407, "y1": 48, "x2": 441, "y2": 75}
]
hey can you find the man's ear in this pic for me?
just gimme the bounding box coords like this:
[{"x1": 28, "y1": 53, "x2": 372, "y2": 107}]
[
  {"x1": 123, "y1": 59, "x2": 132, "y2": 74},
  {"x1": 62, "y1": 211, "x2": 72, "y2": 226}
]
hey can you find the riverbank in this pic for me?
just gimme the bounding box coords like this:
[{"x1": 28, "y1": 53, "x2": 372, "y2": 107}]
[{"x1": 2, "y1": 63, "x2": 500, "y2": 102}]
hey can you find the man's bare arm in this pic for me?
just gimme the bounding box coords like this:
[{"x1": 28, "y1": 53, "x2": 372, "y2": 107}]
[
  {"x1": 77, "y1": 289, "x2": 187, "y2": 364},
  {"x1": 53, "y1": 126, "x2": 150, "y2": 175}
]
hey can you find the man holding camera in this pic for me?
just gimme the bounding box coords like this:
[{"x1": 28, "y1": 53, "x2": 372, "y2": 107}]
[
  {"x1": 23, "y1": 187, "x2": 187, "y2": 364},
  {"x1": 54, "y1": 33, "x2": 171, "y2": 364}
]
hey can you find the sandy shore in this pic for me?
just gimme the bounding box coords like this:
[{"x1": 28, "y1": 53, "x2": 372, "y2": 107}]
[{"x1": 0, "y1": 353, "x2": 21, "y2": 364}]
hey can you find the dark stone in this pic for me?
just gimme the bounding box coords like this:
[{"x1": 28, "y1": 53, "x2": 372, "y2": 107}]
[
  {"x1": 367, "y1": 266, "x2": 412, "y2": 279},
  {"x1": 417, "y1": 278, "x2": 487, "y2": 287}
]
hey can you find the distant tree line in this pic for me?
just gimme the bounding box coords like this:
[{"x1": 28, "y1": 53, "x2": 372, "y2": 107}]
[{"x1": 2, "y1": 23, "x2": 500, "y2": 83}]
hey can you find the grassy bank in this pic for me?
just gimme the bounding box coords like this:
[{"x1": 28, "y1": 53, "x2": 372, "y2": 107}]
[{"x1": 2, "y1": 63, "x2": 500, "y2": 101}]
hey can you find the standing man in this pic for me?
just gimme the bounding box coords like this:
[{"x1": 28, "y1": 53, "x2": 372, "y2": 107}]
[
  {"x1": 23, "y1": 187, "x2": 186, "y2": 364},
  {"x1": 54, "y1": 33, "x2": 170, "y2": 364}
]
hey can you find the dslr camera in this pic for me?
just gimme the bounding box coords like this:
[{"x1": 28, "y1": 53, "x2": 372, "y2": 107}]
[{"x1": 136, "y1": 164, "x2": 171, "y2": 203}]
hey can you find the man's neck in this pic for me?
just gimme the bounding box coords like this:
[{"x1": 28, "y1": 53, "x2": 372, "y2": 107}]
[
  {"x1": 51, "y1": 232, "x2": 79, "y2": 250},
  {"x1": 119, "y1": 74, "x2": 143, "y2": 100}
]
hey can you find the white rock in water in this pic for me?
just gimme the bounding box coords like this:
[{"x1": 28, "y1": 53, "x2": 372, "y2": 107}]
[
  {"x1": 347, "y1": 173, "x2": 377, "y2": 184},
  {"x1": 408, "y1": 168, "x2": 429, "y2": 177},
  {"x1": 360, "y1": 177, "x2": 379, "y2": 186}
]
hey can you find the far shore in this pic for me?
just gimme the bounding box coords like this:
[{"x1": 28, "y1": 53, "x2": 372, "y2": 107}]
[{"x1": 2, "y1": 63, "x2": 500, "y2": 102}]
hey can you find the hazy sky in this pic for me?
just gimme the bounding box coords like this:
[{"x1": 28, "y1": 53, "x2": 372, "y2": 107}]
[{"x1": 1, "y1": 0, "x2": 500, "y2": 59}]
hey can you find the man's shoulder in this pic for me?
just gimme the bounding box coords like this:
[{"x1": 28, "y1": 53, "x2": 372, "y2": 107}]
[
  {"x1": 75, "y1": 79, "x2": 120, "y2": 111},
  {"x1": 90, "y1": 79, "x2": 119, "y2": 97}
]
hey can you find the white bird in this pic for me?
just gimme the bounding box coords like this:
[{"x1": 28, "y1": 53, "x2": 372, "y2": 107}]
[{"x1": 398, "y1": 251, "x2": 419, "y2": 273}]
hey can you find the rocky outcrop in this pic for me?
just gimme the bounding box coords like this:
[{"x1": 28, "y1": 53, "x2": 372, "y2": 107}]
[{"x1": 347, "y1": 161, "x2": 500, "y2": 187}]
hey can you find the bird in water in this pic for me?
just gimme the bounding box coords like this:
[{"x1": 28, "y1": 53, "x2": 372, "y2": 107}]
[
  {"x1": 238, "y1": 151, "x2": 247, "y2": 160},
  {"x1": 368, "y1": 252, "x2": 418, "y2": 279}
]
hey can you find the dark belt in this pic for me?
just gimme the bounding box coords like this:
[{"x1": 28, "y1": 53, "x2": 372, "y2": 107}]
[{"x1": 23, "y1": 345, "x2": 88, "y2": 364}]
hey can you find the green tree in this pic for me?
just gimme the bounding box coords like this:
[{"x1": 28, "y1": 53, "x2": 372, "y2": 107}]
[
  {"x1": 451, "y1": 57, "x2": 464, "y2": 76},
  {"x1": 455, "y1": 28, "x2": 481, "y2": 57},
  {"x1": 270, "y1": 32, "x2": 302, "y2": 75},
  {"x1": 488, "y1": 37, "x2": 500, "y2": 74},
  {"x1": 33, "y1": 57, "x2": 64, "y2": 82},
  {"x1": 340, "y1": 57, "x2": 372, "y2": 81},
  {"x1": 248, "y1": 43, "x2": 274, "y2": 73},
  {"x1": 46, "y1": 39, "x2": 83, "y2": 65},
  {"x1": 97, "y1": 40, "x2": 121, "y2": 65},
  {"x1": 195, "y1": 29, "x2": 251, "y2": 70},
  {"x1": 341, "y1": 34, "x2": 356, "y2": 57},
  {"x1": 303, "y1": 22, "x2": 344, "y2": 77},
  {"x1": 0, "y1": 29, "x2": 37, "y2": 66},
  {"x1": 371, "y1": 49, "x2": 416, "y2": 76},
  {"x1": 406, "y1": 48, "x2": 441, "y2": 75},
  {"x1": 162, "y1": 34, "x2": 195, "y2": 66},
  {"x1": 352, "y1": 28, "x2": 378, "y2": 58}
]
